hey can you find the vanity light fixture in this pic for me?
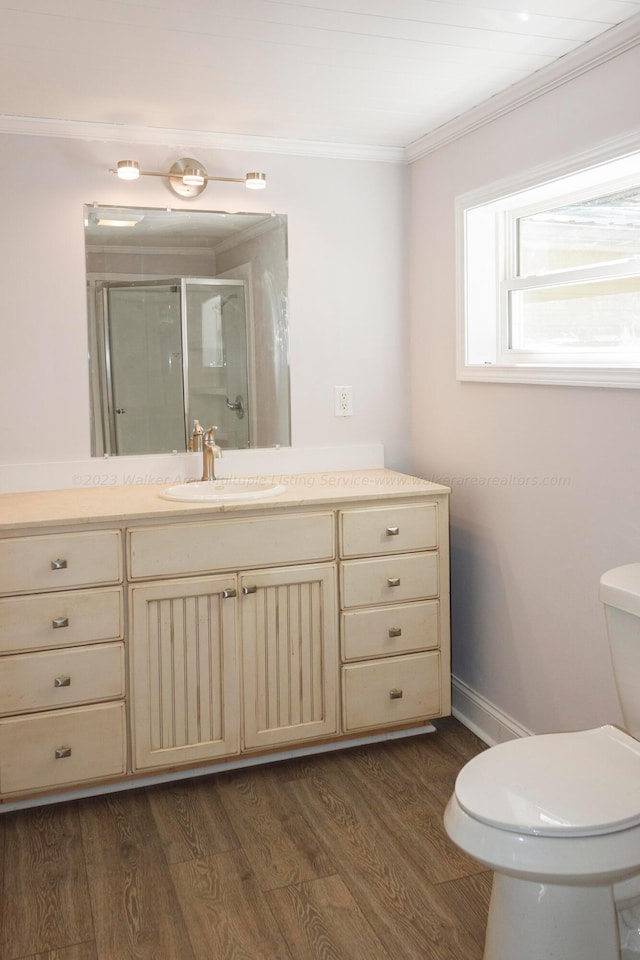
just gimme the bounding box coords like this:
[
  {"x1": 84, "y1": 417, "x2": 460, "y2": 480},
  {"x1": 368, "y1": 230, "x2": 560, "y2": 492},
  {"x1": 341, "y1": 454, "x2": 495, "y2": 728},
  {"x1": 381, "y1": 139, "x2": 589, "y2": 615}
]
[{"x1": 110, "y1": 157, "x2": 267, "y2": 198}]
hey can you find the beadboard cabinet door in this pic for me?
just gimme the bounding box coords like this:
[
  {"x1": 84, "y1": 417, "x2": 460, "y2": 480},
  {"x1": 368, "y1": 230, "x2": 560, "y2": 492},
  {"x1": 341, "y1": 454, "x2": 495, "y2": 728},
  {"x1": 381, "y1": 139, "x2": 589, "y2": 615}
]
[
  {"x1": 129, "y1": 576, "x2": 239, "y2": 771},
  {"x1": 240, "y1": 564, "x2": 338, "y2": 750}
]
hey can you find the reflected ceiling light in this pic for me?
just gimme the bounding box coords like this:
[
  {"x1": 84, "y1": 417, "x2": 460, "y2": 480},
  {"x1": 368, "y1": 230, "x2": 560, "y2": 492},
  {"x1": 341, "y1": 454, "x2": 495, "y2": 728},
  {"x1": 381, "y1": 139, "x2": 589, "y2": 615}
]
[
  {"x1": 96, "y1": 218, "x2": 142, "y2": 227},
  {"x1": 91, "y1": 211, "x2": 144, "y2": 228},
  {"x1": 110, "y1": 156, "x2": 267, "y2": 198}
]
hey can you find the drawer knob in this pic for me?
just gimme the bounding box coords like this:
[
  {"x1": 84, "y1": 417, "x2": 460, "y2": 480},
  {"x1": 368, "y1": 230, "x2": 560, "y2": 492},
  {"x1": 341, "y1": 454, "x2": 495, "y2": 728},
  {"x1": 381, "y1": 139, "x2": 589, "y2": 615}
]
[
  {"x1": 386, "y1": 526, "x2": 400, "y2": 536},
  {"x1": 387, "y1": 577, "x2": 401, "y2": 587},
  {"x1": 51, "y1": 558, "x2": 68, "y2": 570},
  {"x1": 388, "y1": 627, "x2": 402, "y2": 638},
  {"x1": 389, "y1": 688, "x2": 404, "y2": 700},
  {"x1": 243, "y1": 585, "x2": 257, "y2": 595},
  {"x1": 54, "y1": 675, "x2": 71, "y2": 688},
  {"x1": 222, "y1": 588, "x2": 237, "y2": 599},
  {"x1": 55, "y1": 746, "x2": 72, "y2": 759},
  {"x1": 52, "y1": 616, "x2": 69, "y2": 629}
]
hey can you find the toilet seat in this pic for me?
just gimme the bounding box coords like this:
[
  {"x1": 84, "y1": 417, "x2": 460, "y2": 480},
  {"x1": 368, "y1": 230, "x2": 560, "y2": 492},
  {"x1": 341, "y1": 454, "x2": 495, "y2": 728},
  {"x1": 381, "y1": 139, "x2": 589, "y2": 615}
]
[{"x1": 455, "y1": 724, "x2": 640, "y2": 838}]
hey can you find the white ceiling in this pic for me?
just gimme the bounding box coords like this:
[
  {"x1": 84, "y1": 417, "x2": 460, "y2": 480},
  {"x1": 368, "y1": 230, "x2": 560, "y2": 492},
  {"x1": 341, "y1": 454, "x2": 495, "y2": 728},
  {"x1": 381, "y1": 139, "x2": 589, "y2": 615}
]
[{"x1": 1, "y1": 0, "x2": 640, "y2": 151}]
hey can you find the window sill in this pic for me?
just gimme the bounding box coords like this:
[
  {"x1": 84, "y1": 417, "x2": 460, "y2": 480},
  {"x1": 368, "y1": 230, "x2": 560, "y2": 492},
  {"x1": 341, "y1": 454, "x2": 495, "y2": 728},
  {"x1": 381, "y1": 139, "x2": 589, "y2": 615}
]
[{"x1": 457, "y1": 365, "x2": 640, "y2": 389}]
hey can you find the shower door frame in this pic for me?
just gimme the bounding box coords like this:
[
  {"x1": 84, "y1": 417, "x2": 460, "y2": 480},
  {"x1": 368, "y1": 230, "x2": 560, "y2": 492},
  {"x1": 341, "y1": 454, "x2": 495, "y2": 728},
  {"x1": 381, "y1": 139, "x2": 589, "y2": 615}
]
[
  {"x1": 92, "y1": 275, "x2": 253, "y2": 456},
  {"x1": 97, "y1": 276, "x2": 183, "y2": 456}
]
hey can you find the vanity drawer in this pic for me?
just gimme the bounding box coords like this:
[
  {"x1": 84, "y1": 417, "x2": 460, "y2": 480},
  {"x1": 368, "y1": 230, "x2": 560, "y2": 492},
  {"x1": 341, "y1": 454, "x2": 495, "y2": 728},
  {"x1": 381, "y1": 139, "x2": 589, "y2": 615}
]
[
  {"x1": 0, "y1": 702, "x2": 127, "y2": 796},
  {"x1": 339, "y1": 502, "x2": 438, "y2": 559},
  {"x1": 340, "y1": 553, "x2": 439, "y2": 609},
  {"x1": 341, "y1": 600, "x2": 439, "y2": 661},
  {"x1": 342, "y1": 652, "x2": 441, "y2": 732},
  {"x1": 128, "y1": 512, "x2": 335, "y2": 580},
  {"x1": 0, "y1": 642, "x2": 125, "y2": 716},
  {"x1": 0, "y1": 587, "x2": 123, "y2": 655},
  {"x1": 0, "y1": 531, "x2": 122, "y2": 596}
]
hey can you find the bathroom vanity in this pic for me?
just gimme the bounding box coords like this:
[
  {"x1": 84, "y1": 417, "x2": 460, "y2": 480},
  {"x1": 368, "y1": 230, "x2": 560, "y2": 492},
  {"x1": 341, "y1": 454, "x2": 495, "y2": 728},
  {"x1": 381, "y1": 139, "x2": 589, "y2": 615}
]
[{"x1": 0, "y1": 469, "x2": 450, "y2": 806}]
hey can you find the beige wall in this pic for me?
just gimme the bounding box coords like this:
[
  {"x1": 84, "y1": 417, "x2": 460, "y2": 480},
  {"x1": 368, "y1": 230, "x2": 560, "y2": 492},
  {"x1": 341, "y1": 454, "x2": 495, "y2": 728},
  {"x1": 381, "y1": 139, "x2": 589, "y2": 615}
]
[{"x1": 409, "y1": 45, "x2": 640, "y2": 736}]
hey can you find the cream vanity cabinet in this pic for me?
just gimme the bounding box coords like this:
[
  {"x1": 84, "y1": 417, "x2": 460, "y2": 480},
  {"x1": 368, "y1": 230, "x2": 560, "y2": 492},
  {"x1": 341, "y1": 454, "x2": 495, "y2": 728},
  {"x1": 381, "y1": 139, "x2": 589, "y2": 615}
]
[
  {"x1": 0, "y1": 470, "x2": 450, "y2": 804},
  {"x1": 127, "y1": 512, "x2": 338, "y2": 771},
  {"x1": 339, "y1": 501, "x2": 449, "y2": 733},
  {"x1": 0, "y1": 530, "x2": 126, "y2": 797}
]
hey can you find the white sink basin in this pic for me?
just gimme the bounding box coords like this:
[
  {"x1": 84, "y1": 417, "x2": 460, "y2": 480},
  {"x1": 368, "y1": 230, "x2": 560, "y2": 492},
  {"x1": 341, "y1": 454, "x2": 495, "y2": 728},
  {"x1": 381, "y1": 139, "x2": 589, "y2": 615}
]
[{"x1": 160, "y1": 479, "x2": 286, "y2": 502}]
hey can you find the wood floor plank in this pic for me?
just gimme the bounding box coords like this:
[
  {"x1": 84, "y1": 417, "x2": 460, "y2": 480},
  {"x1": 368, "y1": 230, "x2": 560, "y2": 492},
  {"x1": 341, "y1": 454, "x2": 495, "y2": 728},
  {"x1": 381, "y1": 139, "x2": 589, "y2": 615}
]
[
  {"x1": 389, "y1": 732, "x2": 475, "y2": 806},
  {"x1": 267, "y1": 874, "x2": 392, "y2": 960},
  {"x1": 18, "y1": 943, "x2": 98, "y2": 960},
  {"x1": 147, "y1": 777, "x2": 239, "y2": 864},
  {"x1": 2, "y1": 804, "x2": 94, "y2": 959},
  {"x1": 170, "y1": 848, "x2": 293, "y2": 959},
  {"x1": 78, "y1": 791, "x2": 196, "y2": 960},
  {"x1": 334, "y1": 742, "x2": 486, "y2": 883},
  {"x1": 286, "y1": 763, "x2": 483, "y2": 960},
  {"x1": 433, "y1": 872, "x2": 493, "y2": 949},
  {"x1": 432, "y1": 717, "x2": 489, "y2": 763},
  {"x1": 216, "y1": 769, "x2": 336, "y2": 891}
]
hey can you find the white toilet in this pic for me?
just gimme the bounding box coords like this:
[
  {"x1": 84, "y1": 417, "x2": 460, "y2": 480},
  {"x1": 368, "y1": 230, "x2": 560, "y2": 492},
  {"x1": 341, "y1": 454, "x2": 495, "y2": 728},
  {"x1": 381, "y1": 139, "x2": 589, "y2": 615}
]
[{"x1": 444, "y1": 564, "x2": 640, "y2": 960}]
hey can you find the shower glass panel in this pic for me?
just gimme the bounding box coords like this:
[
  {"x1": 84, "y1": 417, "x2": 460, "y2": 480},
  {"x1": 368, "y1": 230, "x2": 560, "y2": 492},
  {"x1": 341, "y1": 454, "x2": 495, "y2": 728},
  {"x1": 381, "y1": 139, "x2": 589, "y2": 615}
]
[
  {"x1": 183, "y1": 279, "x2": 250, "y2": 450},
  {"x1": 104, "y1": 282, "x2": 184, "y2": 455}
]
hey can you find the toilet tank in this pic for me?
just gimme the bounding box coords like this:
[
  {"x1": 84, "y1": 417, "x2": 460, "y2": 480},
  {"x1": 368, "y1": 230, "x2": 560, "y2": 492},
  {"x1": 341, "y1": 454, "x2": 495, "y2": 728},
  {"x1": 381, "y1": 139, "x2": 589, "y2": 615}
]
[{"x1": 600, "y1": 564, "x2": 640, "y2": 739}]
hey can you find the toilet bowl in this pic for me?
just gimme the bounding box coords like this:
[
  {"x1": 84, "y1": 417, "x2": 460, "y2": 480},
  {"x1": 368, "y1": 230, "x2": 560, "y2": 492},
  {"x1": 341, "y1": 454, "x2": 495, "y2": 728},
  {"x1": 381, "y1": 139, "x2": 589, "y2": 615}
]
[{"x1": 444, "y1": 564, "x2": 640, "y2": 960}]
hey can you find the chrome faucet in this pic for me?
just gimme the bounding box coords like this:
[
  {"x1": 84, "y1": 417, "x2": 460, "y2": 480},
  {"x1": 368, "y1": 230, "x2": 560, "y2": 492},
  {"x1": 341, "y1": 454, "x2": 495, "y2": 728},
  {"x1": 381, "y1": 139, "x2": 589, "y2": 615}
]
[{"x1": 201, "y1": 426, "x2": 222, "y2": 480}]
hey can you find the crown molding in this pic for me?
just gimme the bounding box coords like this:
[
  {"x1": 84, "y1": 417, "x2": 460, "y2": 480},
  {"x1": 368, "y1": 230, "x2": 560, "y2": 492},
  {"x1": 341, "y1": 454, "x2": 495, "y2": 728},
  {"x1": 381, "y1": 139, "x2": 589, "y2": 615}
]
[
  {"x1": 0, "y1": 114, "x2": 406, "y2": 164},
  {"x1": 405, "y1": 13, "x2": 640, "y2": 164}
]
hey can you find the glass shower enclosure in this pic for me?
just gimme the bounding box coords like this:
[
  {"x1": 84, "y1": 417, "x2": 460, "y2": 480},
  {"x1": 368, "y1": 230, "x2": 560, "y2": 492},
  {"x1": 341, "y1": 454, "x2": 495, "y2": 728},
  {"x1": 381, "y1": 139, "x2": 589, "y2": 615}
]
[{"x1": 96, "y1": 278, "x2": 250, "y2": 455}]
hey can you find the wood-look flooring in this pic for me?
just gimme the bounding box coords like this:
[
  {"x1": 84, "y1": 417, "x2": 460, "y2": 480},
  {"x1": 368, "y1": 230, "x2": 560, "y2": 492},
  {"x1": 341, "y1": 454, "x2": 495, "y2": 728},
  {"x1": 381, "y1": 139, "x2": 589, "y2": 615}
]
[{"x1": 0, "y1": 718, "x2": 491, "y2": 960}]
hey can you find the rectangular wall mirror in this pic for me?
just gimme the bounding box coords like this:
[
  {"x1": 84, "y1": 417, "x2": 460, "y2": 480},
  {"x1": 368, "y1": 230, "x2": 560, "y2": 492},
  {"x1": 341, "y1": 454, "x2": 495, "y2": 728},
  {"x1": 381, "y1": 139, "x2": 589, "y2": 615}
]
[{"x1": 85, "y1": 205, "x2": 290, "y2": 456}]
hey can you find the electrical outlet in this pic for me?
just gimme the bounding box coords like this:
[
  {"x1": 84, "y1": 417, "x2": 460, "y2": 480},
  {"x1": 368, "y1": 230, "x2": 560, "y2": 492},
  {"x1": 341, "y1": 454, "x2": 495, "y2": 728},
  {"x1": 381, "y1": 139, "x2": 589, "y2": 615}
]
[{"x1": 334, "y1": 385, "x2": 353, "y2": 417}]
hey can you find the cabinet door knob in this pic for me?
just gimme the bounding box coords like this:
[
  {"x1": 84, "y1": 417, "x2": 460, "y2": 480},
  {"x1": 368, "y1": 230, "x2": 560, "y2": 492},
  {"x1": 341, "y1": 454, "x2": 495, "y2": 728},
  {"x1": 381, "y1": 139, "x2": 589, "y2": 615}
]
[
  {"x1": 386, "y1": 526, "x2": 400, "y2": 536},
  {"x1": 387, "y1": 577, "x2": 401, "y2": 587},
  {"x1": 54, "y1": 676, "x2": 71, "y2": 687},
  {"x1": 55, "y1": 746, "x2": 72, "y2": 759},
  {"x1": 51, "y1": 558, "x2": 68, "y2": 570},
  {"x1": 242, "y1": 585, "x2": 257, "y2": 595},
  {"x1": 52, "y1": 616, "x2": 69, "y2": 629},
  {"x1": 222, "y1": 589, "x2": 237, "y2": 599},
  {"x1": 389, "y1": 688, "x2": 404, "y2": 700},
  {"x1": 388, "y1": 627, "x2": 402, "y2": 638}
]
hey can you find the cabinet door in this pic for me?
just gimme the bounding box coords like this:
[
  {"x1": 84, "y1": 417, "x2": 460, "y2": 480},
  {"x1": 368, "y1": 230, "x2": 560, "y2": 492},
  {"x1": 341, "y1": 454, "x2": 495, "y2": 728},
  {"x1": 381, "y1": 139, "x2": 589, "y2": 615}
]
[
  {"x1": 241, "y1": 564, "x2": 338, "y2": 750},
  {"x1": 129, "y1": 576, "x2": 239, "y2": 770}
]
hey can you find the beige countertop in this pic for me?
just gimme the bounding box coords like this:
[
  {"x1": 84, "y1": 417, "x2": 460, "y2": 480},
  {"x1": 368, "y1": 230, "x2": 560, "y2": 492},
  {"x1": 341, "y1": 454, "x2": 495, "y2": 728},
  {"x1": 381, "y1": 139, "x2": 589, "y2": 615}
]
[{"x1": 0, "y1": 469, "x2": 450, "y2": 532}]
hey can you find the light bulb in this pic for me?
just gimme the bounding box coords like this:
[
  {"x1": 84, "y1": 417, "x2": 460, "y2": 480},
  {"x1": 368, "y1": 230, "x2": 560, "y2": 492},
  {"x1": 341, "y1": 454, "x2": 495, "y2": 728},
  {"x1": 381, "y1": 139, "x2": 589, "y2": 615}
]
[
  {"x1": 246, "y1": 172, "x2": 267, "y2": 190},
  {"x1": 116, "y1": 160, "x2": 140, "y2": 180},
  {"x1": 182, "y1": 167, "x2": 206, "y2": 186}
]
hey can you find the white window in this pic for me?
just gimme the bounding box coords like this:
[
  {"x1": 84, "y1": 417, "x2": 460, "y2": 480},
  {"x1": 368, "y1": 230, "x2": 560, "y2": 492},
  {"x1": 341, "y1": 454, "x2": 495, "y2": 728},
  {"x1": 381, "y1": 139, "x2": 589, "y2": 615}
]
[{"x1": 458, "y1": 141, "x2": 640, "y2": 387}]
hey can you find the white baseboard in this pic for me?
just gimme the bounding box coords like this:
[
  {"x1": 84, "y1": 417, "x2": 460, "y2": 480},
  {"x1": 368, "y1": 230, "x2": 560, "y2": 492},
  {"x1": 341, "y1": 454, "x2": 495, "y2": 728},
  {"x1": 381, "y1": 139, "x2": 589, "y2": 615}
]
[{"x1": 451, "y1": 676, "x2": 532, "y2": 746}]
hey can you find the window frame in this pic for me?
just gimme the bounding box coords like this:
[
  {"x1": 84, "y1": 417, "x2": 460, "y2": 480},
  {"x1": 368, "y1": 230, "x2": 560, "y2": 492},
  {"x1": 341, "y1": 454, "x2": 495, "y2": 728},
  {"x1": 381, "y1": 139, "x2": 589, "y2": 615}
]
[{"x1": 457, "y1": 134, "x2": 640, "y2": 388}]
